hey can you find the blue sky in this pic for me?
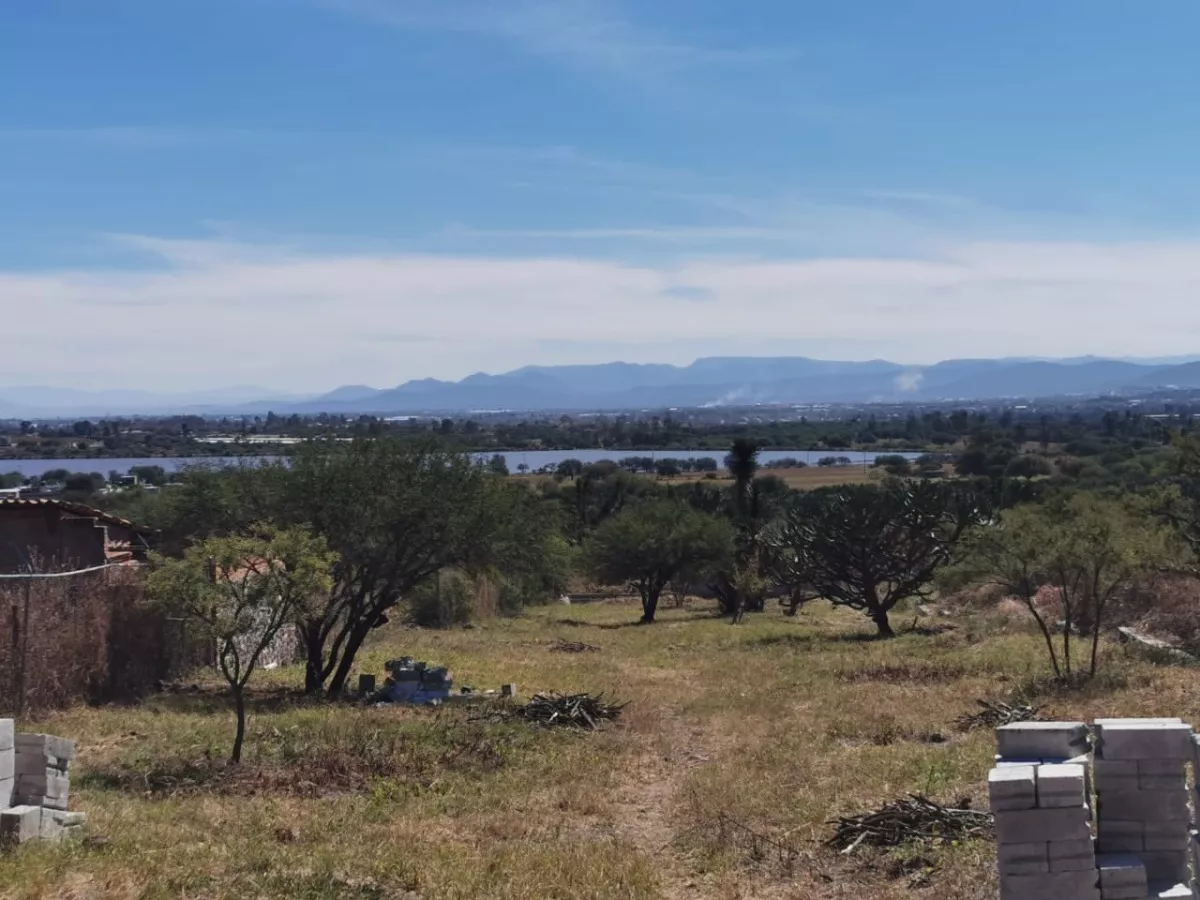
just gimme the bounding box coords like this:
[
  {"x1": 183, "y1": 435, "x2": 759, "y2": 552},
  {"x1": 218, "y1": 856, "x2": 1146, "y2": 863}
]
[{"x1": 4, "y1": 1, "x2": 1200, "y2": 392}]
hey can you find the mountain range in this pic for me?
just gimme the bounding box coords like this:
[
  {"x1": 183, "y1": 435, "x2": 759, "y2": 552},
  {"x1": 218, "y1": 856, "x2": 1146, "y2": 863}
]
[{"x1": 7, "y1": 355, "x2": 1200, "y2": 417}]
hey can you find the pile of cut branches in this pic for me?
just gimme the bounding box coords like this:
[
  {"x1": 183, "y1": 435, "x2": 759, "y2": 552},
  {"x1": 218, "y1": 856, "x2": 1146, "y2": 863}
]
[
  {"x1": 550, "y1": 640, "x2": 601, "y2": 654},
  {"x1": 956, "y1": 699, "x2": 1041, "y2": 731},
  {"x1": 513, "y1": 692, "x2": 624, "y2": 730},
  {"x1": 827, "y1": 795, "x2": 992, "y2": 854}
]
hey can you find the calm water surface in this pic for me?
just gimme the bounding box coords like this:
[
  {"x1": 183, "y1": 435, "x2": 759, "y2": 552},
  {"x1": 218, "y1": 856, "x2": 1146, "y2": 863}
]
[{"x1": 1, "y1": 448, "x2": 924, "y2": 479}]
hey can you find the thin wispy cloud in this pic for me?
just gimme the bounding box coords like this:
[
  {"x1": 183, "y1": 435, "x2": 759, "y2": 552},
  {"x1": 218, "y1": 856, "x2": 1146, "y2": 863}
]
[{"x1": 311, "y1": 0, "x2": 796, "y2": 80}]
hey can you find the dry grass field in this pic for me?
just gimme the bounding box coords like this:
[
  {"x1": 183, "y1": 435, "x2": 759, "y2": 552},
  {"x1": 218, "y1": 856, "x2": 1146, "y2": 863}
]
[
  {"x1": 2, "y1": 598, "x2": 1191, "y2": 900},
  {"x1": 668, "y1": 466, "x2": 875, "y2": 489}
]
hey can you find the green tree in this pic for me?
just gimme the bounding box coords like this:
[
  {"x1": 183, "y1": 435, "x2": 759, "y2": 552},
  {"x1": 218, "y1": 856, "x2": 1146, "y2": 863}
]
[
  {"x1": 766, "y1": 482, "x2": 987, "y2": 637},
  {"x1": 407, "y1": 571, "x2": 476, "y2": 628},
  {"x1": 284, "y1": 440, "x2": 524, "y2": 696},
  {"x1": 725, "y1": 439, "x2": 760, "y2": 511},
  {"x1": 62, "y1": 471, "x2": 105, "y2": 500},
  {"x1": 873, "y1": 454, "x2": 912, "y2": 476},
  {"x1": 1004, "y1": 454, "x2": 1053, "y2": 479},
  {"x1": 956, "y1": 494, "x2": 1174, "y2": 680},
  {"x1": 584, "y1": 499, "x2": 734, "y2": 624},
  {"x1": 147, "y1": 526, "x2": 334, "y2": 762},
  {"x1": 130, "y1": 464, "x2": 169, "y2": 486},
  {"x1": 488, "y1": 453, "x2": 510, "y2": 476},
  {"x1": 118, "y1": 441, "x2": 526, "y2": 698}
]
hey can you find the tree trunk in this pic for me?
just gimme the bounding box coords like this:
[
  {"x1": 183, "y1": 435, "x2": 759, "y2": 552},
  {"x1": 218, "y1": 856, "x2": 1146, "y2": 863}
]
[
  {"x1": 1089, "y1": 596, "x2": 1105, "y2": 678},
  {"x1": 641, "y1": 588, "x2": 660, "y2": 624},
  {"x1": 231, "y1": 688, "x2": 247, "y2": 764},
  {"x1": 300, "y1": 621, "x2": 326, "y2": 694},
  {"x1": 325, "y1": 618, "x2": 374, "y2": 698},
  {"x1": 872, "y1": 607, "x2": 895, "y2": 638}
]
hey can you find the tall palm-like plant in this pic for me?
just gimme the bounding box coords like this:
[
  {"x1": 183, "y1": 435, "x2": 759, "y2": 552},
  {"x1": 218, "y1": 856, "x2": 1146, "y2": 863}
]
[
  {"x1": 726, "y1": 438, "x2": 761, "y2": 519},
  {"x1": 722, "y1": 439, "x2": 767, "y2": 622}
]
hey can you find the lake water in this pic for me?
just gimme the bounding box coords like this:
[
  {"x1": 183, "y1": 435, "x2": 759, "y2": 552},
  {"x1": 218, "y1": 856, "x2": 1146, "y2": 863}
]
[{"x1": 0, "y1": 448, "x2": 925, "y2": 479}]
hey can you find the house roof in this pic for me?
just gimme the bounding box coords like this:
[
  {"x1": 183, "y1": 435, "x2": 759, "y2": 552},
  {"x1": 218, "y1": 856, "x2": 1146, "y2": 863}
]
[{"x1": 0, "y1": 498, "x2": 158, "y2": 535}]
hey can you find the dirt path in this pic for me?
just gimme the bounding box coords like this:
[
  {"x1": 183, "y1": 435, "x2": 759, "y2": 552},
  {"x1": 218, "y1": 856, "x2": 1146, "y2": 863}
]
[{"x1": 600, "y1": 712, "x2": 739, "y2": 900}]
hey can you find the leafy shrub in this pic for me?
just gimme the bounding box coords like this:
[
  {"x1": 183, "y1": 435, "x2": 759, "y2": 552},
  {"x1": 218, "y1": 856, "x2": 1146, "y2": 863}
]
[{"x1": 407, "y1": 572, "x2": 475, "y2": 628}]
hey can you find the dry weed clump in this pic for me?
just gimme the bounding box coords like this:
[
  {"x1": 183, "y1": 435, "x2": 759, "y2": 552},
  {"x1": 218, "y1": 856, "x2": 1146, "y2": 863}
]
[
  {"x1": 1129, "y1": 574, "x2": 1200, "y2": 651},
  {"x1": 0, "y1": 572, "x2": 203, "y2": 714},
  {"x1": 81, "y1": 713, "x2": 518, "y2": 799},
  {"x1": 836, "y1": 659, "x2": 968, "y2": 684}
]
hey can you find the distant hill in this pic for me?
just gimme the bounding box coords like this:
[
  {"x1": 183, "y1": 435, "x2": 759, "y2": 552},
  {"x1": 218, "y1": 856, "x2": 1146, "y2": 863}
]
[
  {"x1": 0, "y1": 385, "x2": 307, "y2": 418},
  {"x1": 8, "y1": 355, "x2": 1200, "y2": 417},
  {"x1": 273, "y1": 355, "x2": 1200, "y2": 414}
]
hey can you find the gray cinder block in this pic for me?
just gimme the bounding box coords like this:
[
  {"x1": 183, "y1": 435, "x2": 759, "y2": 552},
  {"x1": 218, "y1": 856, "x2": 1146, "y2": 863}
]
[
  {"x1": 14, "y1": 770, "x2": 69, "y2": 811},
  {"x1": 14, "y1": 770, "x2": 69, "y2": 799},
  {"x1": 1047, "y1": 838, "x2": 1096, "y2": 872},
  {"x1": 0, "y1": 777, "x2": 12, "y2": 809},
  {"x1": 1096, "y1": 723, "x2": 1193, "y2": 760},
  {"x1": 14, "y1": 734, "x2": 76, "y2": 763},
  {"x1": 38, "y1": 808, "x2": 63, "y2": 841},
  {"x1": 0, "y1": 750, "x2": 12, "y2": 781},
  {"x1": 0, "y1": 720, "x2": 12, "y2": 752},
  {"x1": 1096, "y1": 717, "x2": 1183, "y2": 733},
  {"x1": 997, "y1": 722, "x2": 1089, "y2": 760},
  {"x1": 1096, "y1": 820, "x2": 1143, "y2": 853},
  {"x1": 1099, "y1": 789, "x2": 1190, "y2": 822},
  {"x1": 1137, "y1": 759, "x2": 1187, "y2": 791},
  {"x1": 1094, "y1": 759, "x2": 1138, "y2": 779},
  {"x1": 1137, "y1": 760, "x2": 1186, "y2": 777},
  {"x1": 990, "y1": 765, "x2": 1037, "y2": 812},
  {"x1": 1096, "y1": 854, "x2": 1148, "y2": 889},
  {"x1": 0, "y1": 805, "x2": 41, "y2": 847},
  {"x1": 1094, "y1": 758, "x2": 1137, "y2": 792},
  {"x1": 1036, "y1": 763, "x2": 1087, "y2": 809},
  {"x1": 36, "y1": 808, "x2": 87, "y2": 842},
  {"x1": 996, "y1": 806, "x2": 1092, "y2": 844},
  {"x1": 999, "y1": 870, "x2": 1100, "y2": 900},
  {"x1": 999, "y1": 841, "x2": 1048, "y2": 875},
  {"x1": 1138, "y1": 851, "x2": 1190, "y2": 884},
  {"x1": 1144, "y1": 822, "x2": 1190, "y2": 852}
]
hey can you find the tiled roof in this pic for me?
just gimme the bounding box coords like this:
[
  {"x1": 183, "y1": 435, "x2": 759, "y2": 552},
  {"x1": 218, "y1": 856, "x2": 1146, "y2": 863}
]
[{"x1": 0, "y1": 498, "x2": 158, "y2": 535}]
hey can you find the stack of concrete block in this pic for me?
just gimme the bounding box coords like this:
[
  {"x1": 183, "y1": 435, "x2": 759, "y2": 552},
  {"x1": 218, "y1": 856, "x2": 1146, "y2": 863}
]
[
  {"x1": 0, "y1": 721, "x2": 87, "y2": 849},
  {"x1": 13, "y1": 733, "x2": 75, "y2": 810},
  {"x1": 1093, "y1": 718, "x2": 1195, "y2": 898},
  {"x1": 992, "y1": 721, "x2": 1100, "y2": 900},
  {"x1": 1193, "y1": 734, "x2": 1200, "y2": 892}
]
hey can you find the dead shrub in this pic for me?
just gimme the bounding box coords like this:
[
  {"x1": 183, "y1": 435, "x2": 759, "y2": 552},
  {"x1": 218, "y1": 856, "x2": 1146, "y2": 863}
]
[
  {"x1": 1124, "y1": 575, "x2": 1200, "y2": 651},
  {"x1": 838, "y1": 660, "x2": 967, "y2": 684},
  {"x1": 0, "y1": 569, "x2": 204, "y2": 713},
  {"x1": 82, "y1": 713, "x2": 518, "y2": 799}
]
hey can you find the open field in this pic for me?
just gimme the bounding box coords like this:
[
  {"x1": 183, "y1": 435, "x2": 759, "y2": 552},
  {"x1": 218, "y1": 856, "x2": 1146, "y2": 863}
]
[
  {"x1": 665, "y1": 466, "x2": 875, "y2": 489},
  {"x1": 2, "y1": 599, "x2": 1192, "y2": 900},
  {"x1": 516, "y1": 465, "x2": 875, "y2": 491}
]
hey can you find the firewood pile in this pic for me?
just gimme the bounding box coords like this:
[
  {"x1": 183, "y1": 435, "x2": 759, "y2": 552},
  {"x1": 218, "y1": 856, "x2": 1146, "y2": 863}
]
[
  {"x1": 513, "y1": 692, "x2": 624, "y2": 730},
  {"x1": 955, "y1": 699, "x2": 1041, "y2": 731},
  {"x1": 827, "y1": 795, "x2": 993, "y2": 853}
]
